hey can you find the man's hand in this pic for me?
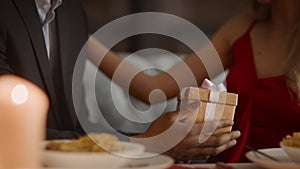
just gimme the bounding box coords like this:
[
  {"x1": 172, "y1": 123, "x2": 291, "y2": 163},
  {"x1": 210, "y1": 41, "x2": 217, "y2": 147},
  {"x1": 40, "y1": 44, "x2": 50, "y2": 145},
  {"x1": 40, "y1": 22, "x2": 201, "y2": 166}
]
[{"x1": 134, "y1": 111, "x2": 241, "y2": 162}]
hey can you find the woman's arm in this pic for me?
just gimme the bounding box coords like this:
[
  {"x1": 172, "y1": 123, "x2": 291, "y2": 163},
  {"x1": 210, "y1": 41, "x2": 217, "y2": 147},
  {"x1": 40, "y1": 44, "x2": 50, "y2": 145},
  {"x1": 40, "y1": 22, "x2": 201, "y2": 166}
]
[{"x1": 88, "y1": 14, "x2": 253, "y2": 104}]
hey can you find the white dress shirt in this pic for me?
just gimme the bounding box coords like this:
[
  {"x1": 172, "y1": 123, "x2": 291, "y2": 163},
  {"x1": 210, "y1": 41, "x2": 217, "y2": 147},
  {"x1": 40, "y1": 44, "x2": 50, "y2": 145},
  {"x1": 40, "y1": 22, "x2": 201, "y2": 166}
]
[{"x1": 34, "y1": 0, "x2": 62, "y2": 59}]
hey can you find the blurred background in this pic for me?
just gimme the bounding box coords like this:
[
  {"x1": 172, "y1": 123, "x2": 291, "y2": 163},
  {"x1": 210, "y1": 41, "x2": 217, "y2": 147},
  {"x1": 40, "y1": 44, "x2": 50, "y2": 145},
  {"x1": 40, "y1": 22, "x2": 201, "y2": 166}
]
[{"x1": 80, "y1": 0, "x2": 246, "y2": 53}]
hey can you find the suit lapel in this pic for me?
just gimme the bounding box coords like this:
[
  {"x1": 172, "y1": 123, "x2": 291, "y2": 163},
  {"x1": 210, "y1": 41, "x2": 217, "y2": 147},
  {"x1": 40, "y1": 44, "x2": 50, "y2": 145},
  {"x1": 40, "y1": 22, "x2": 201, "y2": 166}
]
[
  {"x1": 12, "y1": 0, "x2": 63, "y2": 129},
  {"x1": 56, "y1": 5, "x2": 78, "y2": 128}
]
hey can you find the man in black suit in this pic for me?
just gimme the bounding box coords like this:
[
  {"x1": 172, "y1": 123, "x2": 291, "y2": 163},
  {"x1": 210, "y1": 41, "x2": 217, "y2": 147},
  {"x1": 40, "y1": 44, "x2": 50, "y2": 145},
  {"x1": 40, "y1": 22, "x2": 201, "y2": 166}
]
[
  {"x1": 0, "y1": 0, "x2": 88, "y2": 139},
  {"x1": 0, "y1": 0, "x2": 240, "y2": 161}
]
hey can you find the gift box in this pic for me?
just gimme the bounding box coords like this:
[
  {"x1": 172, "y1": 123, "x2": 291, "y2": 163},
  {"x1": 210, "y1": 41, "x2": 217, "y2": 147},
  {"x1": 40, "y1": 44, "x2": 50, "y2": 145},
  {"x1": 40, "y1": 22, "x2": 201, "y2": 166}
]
[{"x1": 177, "y1": 81, "x2": 238, "y2": 134}]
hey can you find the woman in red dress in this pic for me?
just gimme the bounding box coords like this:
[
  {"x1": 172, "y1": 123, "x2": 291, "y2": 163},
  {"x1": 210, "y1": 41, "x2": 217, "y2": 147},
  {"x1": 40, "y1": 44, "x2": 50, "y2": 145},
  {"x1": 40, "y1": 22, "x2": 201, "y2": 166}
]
[
  {"x1": 92, "y1": 0, "x2": 300, "y2": 162},
  {"x1": 212, "y1": 0, "x2": 300, "y2": 162}
]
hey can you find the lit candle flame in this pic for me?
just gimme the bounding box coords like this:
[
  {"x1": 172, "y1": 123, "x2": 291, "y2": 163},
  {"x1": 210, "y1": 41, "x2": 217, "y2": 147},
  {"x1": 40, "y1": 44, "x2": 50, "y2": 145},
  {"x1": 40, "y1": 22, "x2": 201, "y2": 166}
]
[{"x1": 10, "y1": 84, "x2": 29, "y2": 104}]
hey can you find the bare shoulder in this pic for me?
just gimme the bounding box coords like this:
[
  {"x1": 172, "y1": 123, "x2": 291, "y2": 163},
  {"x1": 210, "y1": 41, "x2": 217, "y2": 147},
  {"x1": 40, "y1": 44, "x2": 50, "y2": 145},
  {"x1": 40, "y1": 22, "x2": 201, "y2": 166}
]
[
  {"x1": 215, "y1": 13, "x2": 255, "y2": 46},
  {"x1": 208, "y1": 13, "x2": 255, "y2": 68}
]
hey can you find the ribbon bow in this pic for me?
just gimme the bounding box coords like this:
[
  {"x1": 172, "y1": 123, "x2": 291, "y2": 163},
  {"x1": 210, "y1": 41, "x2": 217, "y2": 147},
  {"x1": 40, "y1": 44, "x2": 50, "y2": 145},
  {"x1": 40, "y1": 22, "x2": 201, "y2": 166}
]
[
  {"x1": 201, "y1": 78, "x2": 227, "y2": 103},
  {"x1": 201, "y1": 78, "x2": 227, "y2": 92}
]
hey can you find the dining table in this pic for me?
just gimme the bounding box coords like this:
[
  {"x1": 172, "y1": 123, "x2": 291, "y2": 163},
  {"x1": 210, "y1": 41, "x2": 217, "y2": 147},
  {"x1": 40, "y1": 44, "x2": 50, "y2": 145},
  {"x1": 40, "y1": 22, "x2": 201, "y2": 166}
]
[
  {"x1": 43, "y1": 163, "x2": 263, "y2": 169},
  {"x1": 43, "y1": 164, "x2": 261, "y2": 169}
]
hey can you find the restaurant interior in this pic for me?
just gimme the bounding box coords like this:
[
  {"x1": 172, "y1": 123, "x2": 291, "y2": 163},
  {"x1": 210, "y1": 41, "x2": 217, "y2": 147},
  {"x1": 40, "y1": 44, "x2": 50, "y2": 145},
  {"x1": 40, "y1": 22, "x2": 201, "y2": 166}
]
[{"x1": 1, "y1": 0, "x2": 299, "y2": 169}]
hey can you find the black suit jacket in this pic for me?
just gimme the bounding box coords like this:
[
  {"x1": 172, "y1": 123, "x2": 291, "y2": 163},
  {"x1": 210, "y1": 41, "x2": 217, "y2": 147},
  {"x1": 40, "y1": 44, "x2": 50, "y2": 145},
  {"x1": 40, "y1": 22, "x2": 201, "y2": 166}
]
[{"x1": 0, "y1": 0, "x2": 89, "y2": 139}]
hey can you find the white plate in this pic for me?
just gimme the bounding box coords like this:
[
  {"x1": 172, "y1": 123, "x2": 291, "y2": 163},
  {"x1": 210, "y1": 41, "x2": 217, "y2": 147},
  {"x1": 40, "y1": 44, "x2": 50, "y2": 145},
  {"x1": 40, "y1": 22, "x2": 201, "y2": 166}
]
[
  {"x1": 121, "y1": 154, "x2": 174, "y2": 169},
  {"x1": 45, "y1": 153, "x2": 174, "y2": 169},
  {"x1": 42, "y1": 141, "x2": 145, "y2": 168},
  {"x1": 246, "y1": 148, "x2": 300, "y2": 169}
]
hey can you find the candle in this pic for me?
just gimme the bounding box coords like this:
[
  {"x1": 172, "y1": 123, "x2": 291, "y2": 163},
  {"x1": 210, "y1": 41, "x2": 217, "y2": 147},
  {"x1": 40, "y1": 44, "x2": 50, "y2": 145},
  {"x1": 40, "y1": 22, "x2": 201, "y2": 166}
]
[{"x1": 0, "y1": 75, "x2": 49, "y2": 169}]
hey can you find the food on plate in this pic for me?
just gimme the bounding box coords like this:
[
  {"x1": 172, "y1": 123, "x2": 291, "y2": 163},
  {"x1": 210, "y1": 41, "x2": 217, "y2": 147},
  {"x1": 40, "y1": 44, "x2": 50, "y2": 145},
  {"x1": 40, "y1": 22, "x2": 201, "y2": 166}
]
[
  {"x1": 45, "y1": 133, "x2": 124, "y2": 152},
  {"x1": 282, "y1": 132, "x2": 300, "y2": 148}
]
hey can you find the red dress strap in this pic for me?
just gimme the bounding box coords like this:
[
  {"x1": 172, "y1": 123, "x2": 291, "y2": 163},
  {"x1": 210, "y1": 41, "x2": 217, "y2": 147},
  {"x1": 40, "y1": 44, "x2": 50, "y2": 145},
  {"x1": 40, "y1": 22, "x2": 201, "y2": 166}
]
[{"x1": 245, "y1": 21, "x2": 257, "y2": 34}]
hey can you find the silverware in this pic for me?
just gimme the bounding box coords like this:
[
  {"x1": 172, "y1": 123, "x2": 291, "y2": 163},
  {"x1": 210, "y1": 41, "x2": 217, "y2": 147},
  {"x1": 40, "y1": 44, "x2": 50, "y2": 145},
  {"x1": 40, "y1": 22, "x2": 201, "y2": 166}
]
[{"x1": 245, "y1": 145, "x2": 280, "y2": 161}]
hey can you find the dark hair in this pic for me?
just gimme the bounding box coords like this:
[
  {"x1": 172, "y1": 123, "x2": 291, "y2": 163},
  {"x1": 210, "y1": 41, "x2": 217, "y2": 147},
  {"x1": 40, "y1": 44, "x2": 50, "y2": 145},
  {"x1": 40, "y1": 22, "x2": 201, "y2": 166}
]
[{"x1": 249, "y1": 0, "x2": 271, "y2": 20}]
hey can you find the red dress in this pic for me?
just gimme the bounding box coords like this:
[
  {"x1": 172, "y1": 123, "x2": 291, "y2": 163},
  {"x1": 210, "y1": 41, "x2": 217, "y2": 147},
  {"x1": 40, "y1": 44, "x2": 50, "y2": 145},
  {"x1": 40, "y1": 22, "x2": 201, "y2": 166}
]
[{"x1": 219, "y1": 22, "x2": 300, "y2": 162}]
